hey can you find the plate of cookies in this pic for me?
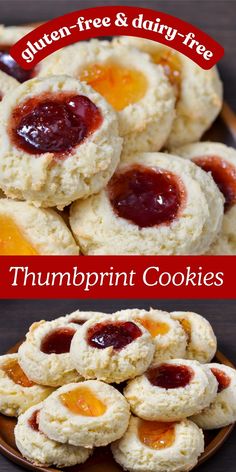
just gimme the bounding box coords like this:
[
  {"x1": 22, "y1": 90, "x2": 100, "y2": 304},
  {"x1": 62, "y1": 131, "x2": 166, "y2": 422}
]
[
  {"x1": 0, "y1": 308, "x2": 235, "y2": 471},
  {"x1": 0, "y1": 26, "x2": 236, "y2": 255}
]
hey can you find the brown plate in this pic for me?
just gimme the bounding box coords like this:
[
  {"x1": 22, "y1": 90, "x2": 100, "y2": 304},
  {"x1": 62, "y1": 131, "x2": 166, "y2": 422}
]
[{"x1": 0, "y1": 343, "x2": 235, "y2": 471}]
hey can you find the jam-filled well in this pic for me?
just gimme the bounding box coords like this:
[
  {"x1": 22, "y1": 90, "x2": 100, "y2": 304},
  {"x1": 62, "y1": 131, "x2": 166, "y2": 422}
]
[
  {"x1": 211, "y1": 367, "x2": 231, "y2": 393},
  {"x1": 138, "y1": 419, "x2": 176, "y2": 449},
  {"x1": 151, "y1": 49, "x2": 181, "y2": 99},
  {"x1": 87, "y1": 321, "x2": 142, "y2": 350},
  {"x1": 10, "y1": 93, "x2": 103, "y2": 156},
  {"x1": 28, "y1": 410, "x2": 40, "y2": 432},
  {"x1": 80, "y1": 62, "x2": 147, "y2": 111},
  {"x1": 108, "y1": 165, "x2": 185, "y2": 228},
  {"x1": 40, "y1": 327, "x2": 76, "y2": 354},
  {"x1": 147, "y1": 363, "x2": 194, "y2": 389},
  {"x1": 0, "y1": 46, "x2": 33, "y2": 83},
  {"x1": 193, "y1": 155, "x2": 236, "y2": 212},
  {"x1": 2, "y1": 358, "x2": 35, "y2": 387},
  {"x1": 60, "y1": 386, "x2": 106, "y2": 416},
  {"x1": 136, "y1": 318, "x2": 170, "y2": 337},
  {"x1": 179, "y1": 318, "x2": 192, "y2": 342},
  {"x1": 0, "y1": 215, "x2": 38, "y2": 255}
]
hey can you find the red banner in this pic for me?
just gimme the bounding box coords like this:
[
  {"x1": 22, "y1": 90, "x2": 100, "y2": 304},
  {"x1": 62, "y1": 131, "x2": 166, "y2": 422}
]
[
  {"x1": 10, "y1": 6, "x2": 224, "y2": 71},
  {"x1": 0, "y1": 256, "x2": 233, "y2": 299}
]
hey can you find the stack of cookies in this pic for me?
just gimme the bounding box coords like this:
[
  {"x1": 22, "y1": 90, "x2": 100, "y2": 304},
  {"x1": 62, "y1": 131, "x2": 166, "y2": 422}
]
[
  {"x1": 0, "y1": 308, "x2": 235, "y2": 471},
  {"x1": 0, "y1": 27, "x2": 236, "y2": 254}
]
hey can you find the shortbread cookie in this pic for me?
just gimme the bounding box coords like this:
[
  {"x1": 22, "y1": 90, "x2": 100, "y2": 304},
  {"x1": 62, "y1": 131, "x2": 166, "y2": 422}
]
[
  {"x1": 124, "y1": 359, "x2": 217, "y2": 421},
  {"x1": 0, "y1": 75, "x2": 122, "y2": 208},
  {"x1": 0, "y1": 25, "x2": 34, "y2": 82},
  {"x1": 114, "y1": 308, "x2": 187, "y2": 363},
  {"x1": 171, "y1": 311, "x2": 217, "y2": 363},
  {"x1": 0, "y1": 70, "x2": 19, "y2": 101},
  {"x1": 39, "y1": 381, "x2": 130, "y2": 447},
  {"x1": 18, "y1": 318, "x2": 82, "y2": 387},
  {"x1": 15, "y1": 402, "x2": 92, "y2": 467},
  {"x1": 174, "y1": 142, "x2": 236, "y2": 254},
  {"x1": 70, "y1": 313, "x2": 155, "y2": 383},
  {"x1": 38, "y1": 39, "x2": 175, "y2": 154},
  {"x1": 0, "y1": 199, "x2": 79, "y2": 255},
  {"x1": 70, "y1": 152, "x2": 224, "y2": 255},
  {"x1": 192, "y1": 363, "x2": 236, "y2": 429},
  {"x1": 0, "y1": 354, "x2": 53, "y2": 417},
  {"x1": 115, "y1": 37, "x2": 222, "y2": 148},
  {"x1": 112, "y1": 415, "x2": 204, "y2": 472}
]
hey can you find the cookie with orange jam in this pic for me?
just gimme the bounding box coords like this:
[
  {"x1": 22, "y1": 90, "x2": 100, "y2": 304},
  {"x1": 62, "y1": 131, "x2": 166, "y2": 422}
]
[
  {"x1": 0, "y1": 199, "x2": 79, "y2": 255},
  {"x1": 111, "y1": 415, "x2": 204, "y2": 472},
  {"x1": 39, "y1": 380, "x2": 130, "y2": 447},
  {"x1": 0, "y1": 354, "x2": 53, "y2": 417},
  {"x1": 171, "y1": 311, "x2": 217, "y2": 363},
  {"x1": 70, "y1": 151, "x2": 224, "y2": 255},
  {"x1": 37, "y1": 39, "x2": 175, "y2": 154},
  {"x1": 70, "y1": 313, "x2": 155, "y2": 383},
  {"x1": 174, "y1": 142, "x2": 236, "y2": 254},
  {"x1": 0, "y1": 75, "x2": 122, "y2": 208},
  {"x1": 15, "y1": 402, "x2": 92, "y2": 467},
  {"x1": 18, "y1": 318, "x2": 82, "y2": 387},
  {"x1": 114, "y1": 308, "x2": 187, "y2": 363},
  {"x1": 115, "y1": 37, "x2": 223, "y2": 148},
  {"x1": 192, "y1": 363, "x2": 236, "y2": 429},
  {"x1": 124, "y1": 359, "x2": 217, "y2": 421}
]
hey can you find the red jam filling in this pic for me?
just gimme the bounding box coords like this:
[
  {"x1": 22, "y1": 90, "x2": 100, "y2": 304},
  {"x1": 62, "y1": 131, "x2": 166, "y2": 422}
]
[
  {"x1": 0, "y1": 46, "x2": 33, "y2": 82},
  {"x1": 40, "y1": 327, "x2": 76, "y2": 354},
  {"x1": 10, "y1": 93, "x2": 103, "y2": 156},
  {"x1": 193, "y1": 155, "x2": 236, "y2": 212},
  {"x1": 28, "y1": 410, "x2": 40, "y2": 432},
  {"x1": 211, "y1": 367, "x2": 231, "y2": 393},
  {"x1": 108, "y1": 165, "x2": 185, "y2": 228},
  {"x1": 70, "y1": 319, "x2": 87, "y2": 325},
  {"x1": 87, "y1": 321, "x2": 142, "y2": 350},
  {"x1": 147, "y1": 363, "x2": 194, "y2": 389}
]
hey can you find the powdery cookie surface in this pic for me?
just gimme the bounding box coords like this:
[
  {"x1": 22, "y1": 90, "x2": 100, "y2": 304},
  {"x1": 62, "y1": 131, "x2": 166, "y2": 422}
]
[
  {"x1": 39, "y1": 380, "x2": 130, "y2": 447},
  {"x1": 115, "y1": 37, "x2": 222, "y2": 148},
  {"x1": 18, "y1": 318, "x2": 82, "y2": 387},
  {"x1": 70, "y1": 152, "x2": 224, "y2": 255},
  {"x1": 15, "y1": 402, "x2": 92, "y2": 467},
  {"x1": 0, "y1": 75, "x2": 122, "y2": 208},
  {"x1": 171, "y1": 311, "x2": 217, "y2": 363},
  {"x1": 124, "y1": 359, "x2": 217, "y2": 421},
  {"x1": 191, "y1": 363, "x2": 236, "y2": 429},
  {"x1": 114, "y1": 308, "x2": 187, "y2": 363},
  {"x1": 70, "y1": 313, "x2": 155, "y2": 383},
  {"x1": 0, "y1": 354, "x2": 53, "y2": 417},
  {"x1": 0, "y1": 25, "x2": 33, "y2": 45},
  {"x1": 38, "y1": 39, "x2": 175, "y2": 154},
  {"x1": 0, "y1": 199, "x2": 79, "y2": 255},
  {"x1": 0, "y1": 70, "x2": 19, "y2": 101},
  {"x1": 111, "y1": 415, "x2": 204, "y2": 472},
  {"x1": 174, "y1": 142, "x2": 236, "y2": 254}
]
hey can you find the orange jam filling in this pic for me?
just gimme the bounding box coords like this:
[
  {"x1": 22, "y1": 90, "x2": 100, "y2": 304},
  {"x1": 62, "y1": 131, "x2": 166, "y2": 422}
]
[
  {"x1": 2, "y1": 359, "x2": 35, "y2": 387},
  {"x1": 0, "y1": 215, "x2": 37, "y2": 255},
  {"x1": 60, "y1": 386, "x2": 107, "y2": 416},
  {"x1": 80, "y1": 63, "x2": 147, "y2": 111},
  {"x1": 138, "y1": 420, "x2": 176, "y2": 449},
  {"x1": 136, "y1": 318, "x2": 170, "y2": 337},
  {"x1": 179, "y1": 318, "x2": 192, "y2": 341},
  {"x1": 151, "y1": 50, "x2": 181, "y2": 98}
]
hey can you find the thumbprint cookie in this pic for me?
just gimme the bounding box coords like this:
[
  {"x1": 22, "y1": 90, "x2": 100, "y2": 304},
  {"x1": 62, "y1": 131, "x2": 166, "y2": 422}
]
[
  {"x1": 0, "y1": 70, "x2": 19, "y2": 102},
  {"x1": 18, "y1": 318, "x2": 82, "y2": 387},
  {"x1": 70, "y1": 152, "x2": 224, "y2": 255},
  {"x1": 174, "y1": 142, "x2": 236, "y2": 254},
  {"x1": 63, "y1": 309, "x2": 106, "y2": 325},
  {"x1": 115, "y1": 37, "x2": 223, "y2": 148},
  {"x1": 70, "y1": 313, "x2": 155, "y2": 383},
  {"x1": 114, "y1": 308, "x2": 187, "y2": 363},
  {"x1": 111, "y1": 415, "x2": 204, "y2": 472},
  {"x1": 38, "y1": 39, "x2": 175, "y2": 154},
  {"x1": 15, "y1": 402, "x2": 92, "y2": 467},
  {"x1": 171, "y1": 311, "x2": 217, "y2": 363},
  {"x1": 0, "y1": 354, "x2": 53, "y2": 417},
  {"x1": 0, "y1": 199, "x2": 79, "y2": 255},
  {"x1": 124, "y1": 359, "x2": 217, "y2": 421},
  {"x1": 0, "y1": 75, "x2": 122, "y2": 208},
  {"x1": 0, "y1": 25, "x2": 34, "y2": 83},
  {"x1": 39, "y1": 380, "x2": 130, "y2": 447},
  {"x1": 192, "y1": 363, "x2": 236, "y2": 429}
]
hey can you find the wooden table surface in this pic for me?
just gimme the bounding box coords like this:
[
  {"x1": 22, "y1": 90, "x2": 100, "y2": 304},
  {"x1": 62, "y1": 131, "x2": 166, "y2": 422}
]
[{"x1": 0, "y1": 298, "x2": 235, "y2": 472}]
